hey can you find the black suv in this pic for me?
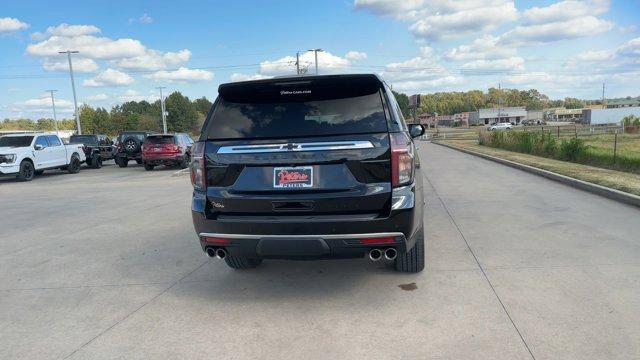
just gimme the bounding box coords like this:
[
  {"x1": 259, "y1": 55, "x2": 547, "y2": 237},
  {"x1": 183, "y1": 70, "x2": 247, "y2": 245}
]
[
  {"x1": 115, "y1": 131, "x2": 149, "y2": 167},
  {"x1": 190, "y1": 74, "x2": 425, "y2": 272},
  {"x1": 68, "y1": 134, "x2": 115, "y2": 168}
]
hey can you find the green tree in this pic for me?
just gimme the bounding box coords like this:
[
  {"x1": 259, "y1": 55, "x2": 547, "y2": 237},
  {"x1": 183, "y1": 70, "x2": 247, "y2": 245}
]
[
  {"x1": 79, "y1": 105, "x2": 96, "y2": 134},
  {"x1": 392, "y1": 91, "x2": 411, "y2": 118},
  {"x1": 193, "y1": 97, "x2": 212, "y2": 116},
  {"x1": 563, "y1": 97, "x2": 585, "y2": 109},
  {"x1": 165, "y1": 91, "x2": 198, "y2": 132}
]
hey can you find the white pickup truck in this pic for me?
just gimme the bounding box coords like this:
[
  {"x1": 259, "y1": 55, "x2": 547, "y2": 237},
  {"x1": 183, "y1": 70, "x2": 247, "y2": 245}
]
[{"x1": 0, "y1": 133, "x2": 86, "y2": 181}]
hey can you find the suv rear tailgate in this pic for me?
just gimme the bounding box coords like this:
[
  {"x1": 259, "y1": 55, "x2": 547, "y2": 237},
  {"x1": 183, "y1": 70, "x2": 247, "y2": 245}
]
[{"x1": 204, "y1": 133, "x2": 391, "y2": 217}]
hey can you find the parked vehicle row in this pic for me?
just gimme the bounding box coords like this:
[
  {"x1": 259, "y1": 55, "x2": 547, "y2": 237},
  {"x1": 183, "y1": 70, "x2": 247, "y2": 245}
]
[{"x1": 0, "y1": 131, "x2": 195, "y2": 181}]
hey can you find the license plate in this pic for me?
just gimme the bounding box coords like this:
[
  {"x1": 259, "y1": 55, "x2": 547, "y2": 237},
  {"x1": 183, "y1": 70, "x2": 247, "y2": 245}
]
[{"x1": 274, "y1": 166, "x2": 313, "y2": 188}]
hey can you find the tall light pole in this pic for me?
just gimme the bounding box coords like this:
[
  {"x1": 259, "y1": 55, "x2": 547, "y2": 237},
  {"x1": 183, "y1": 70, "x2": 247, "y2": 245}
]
[
  {"x1": 156, "y1": 86, "x2": 167, "y2": 134},
  {"x1": 307, "y1": 48, "x2": 324, "y2": 75},
  {"x1": 46, "y1": 90, "x2": 59, "y2": 134},
  {"x1": 59, "y1": 50, "x2": 81, "y2": 134}
]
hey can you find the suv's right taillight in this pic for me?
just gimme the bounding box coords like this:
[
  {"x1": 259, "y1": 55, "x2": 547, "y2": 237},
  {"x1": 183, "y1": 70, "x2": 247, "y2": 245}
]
[
  {"x1": 190, "y1": 142, "x2": 206, "y2": 190},
  {"x1": 390, "y1": 132, "x2": 414, "y2": 187}
]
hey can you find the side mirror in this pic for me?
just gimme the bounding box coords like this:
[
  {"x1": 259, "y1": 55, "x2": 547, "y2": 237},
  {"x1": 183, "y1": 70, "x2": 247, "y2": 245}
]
[
  {"x1": 110, "y1": 140, "x2": 114, "y2": 145},
  {"x1": 34, "y1": 144, "x2": 44, "y2": 150},
  {"x1": 409, "y1": 124, "x2": 425, "y2": 138}
]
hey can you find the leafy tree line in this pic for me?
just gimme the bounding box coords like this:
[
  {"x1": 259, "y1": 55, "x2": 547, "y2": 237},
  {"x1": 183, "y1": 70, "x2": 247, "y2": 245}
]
[
  {"x1": 396, "y1": 88, "x2": 604, "y2": 117},
  {"x1": 1, "y1": 91, "x2": 213, "y2": 136}
]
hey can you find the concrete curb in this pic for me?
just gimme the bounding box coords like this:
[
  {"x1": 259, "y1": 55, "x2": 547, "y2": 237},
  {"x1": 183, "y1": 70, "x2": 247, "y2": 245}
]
[{"x1": 432, "y1": 141, "x2": 640, "y2": 208}]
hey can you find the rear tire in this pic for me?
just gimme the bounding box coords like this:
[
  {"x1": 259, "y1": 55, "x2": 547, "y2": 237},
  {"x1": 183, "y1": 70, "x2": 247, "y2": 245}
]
[
  {"x1": 117, "y1": 158, "x2": 128, "y2": 168},
  {"x1": 90, "y1": 156, "x2": 102, "y2": 169},
  {"x1": 144, "y1": 162, "x2": 154, "y2": 171},
  {"x1": 135, "y1": 159, "x2": 143, "y2": 164},
  {"x1": 395, "y1": 228, "x2": 425, "y2": 273},
  {"x1": 17, "y1": 160, "x2": 35, "y2": 181},
  {"x1": 180, "y1": 154, "x2": 190, "y2": 169},
  {"x1": 67, "y1": 155, "x2": 81, "y2": 174},
  {"x1": 224, "y1": 256, "x2": 262, "y2": 270}
]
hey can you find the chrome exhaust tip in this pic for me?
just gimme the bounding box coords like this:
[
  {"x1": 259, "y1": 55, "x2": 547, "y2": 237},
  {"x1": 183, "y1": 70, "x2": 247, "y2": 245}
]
[
  {"x1": 369, "y1": 248, "x2": 382, "y2": 261},
  {"x1": 384, "y1": 248, "x2": 397, "y2": 261},
  {"x1": 206, "y1": 248, "x2": 216, "y2": 258},
  {"x1": 215, "y1": 248, "x2": 227, "y2": 259}
]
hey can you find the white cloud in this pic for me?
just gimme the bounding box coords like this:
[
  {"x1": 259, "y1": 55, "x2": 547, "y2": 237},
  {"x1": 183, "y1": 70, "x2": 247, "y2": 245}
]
[
  {"x1": 22, "y1": 96, "x2": 73, "y2": 110},
  {"x1": 574, "y1": 50, "x2": 615, "y2": 62},
  {"x1": 345, "y1": 51, "x2": 368, "y2": 61},
  {"x1": 119, "y1": 89, "x2": 157, "y2": 102},
  {"x1": 85, "y1": 93, "x2": 109, "y2": 101},
  {"x1": 461, "y1": 57, "x2": 525, "y2": 71},
  {"x1": 0, "y1": 17, "x2": 29, "y2": 33},
  {"x1": 115, "y1": 49, "x2": 191, "y2": 70},
  {"x1": 83, "y1": 68, "x2": 134, "y2": 87},
  {"x1": 26, "y1": 23, "x2": 195, "y2": 72},
  {"x1": 27, "y1": 35, "x2": 146, "y2": 59},
  {"x1": 260, "y1": 51, "x2": 350, "y2": 75},
  {"x1": 409, "y1": 1, "x2": 518, "y2": 40},
  {"x1": 381, "y1": 46, "x2": 463, "y2": 92},
  {"x1": 354, "y1": 0, "x2": 424, "y2": 17},
  {"x1": 229, "y1": 73, "x2": 273, "y2": 82},
  {"x1": 143, "y1": 67, "x2": 214, "y2": 82},
  {"x1": 617, "y1": 37, "x2": 640, "y2": 57},
  {"x1": 42, "y1": 57, "x2": 99, "y2": 72},
  {"x1": 355, "y1": 1, "x2": 518, "y2": 41},
  {"x1": 500, "y1": 16, "x2": 613, "y2": 46},
  {"x1": 31, "y1": 23, "x2": 100, "y2": 40},
  {"x1": 445, "y1": 35, "x2": 516, "y2": 61},
  {"x1": 522, "y1": 0, "x2": 609, "y2": 25},
  {"x1": 129, "y1": 14, "x2": 153, "y2": 25},
  {"x1": 140, "y1": 14, "x2": 153, "y2": 24}
]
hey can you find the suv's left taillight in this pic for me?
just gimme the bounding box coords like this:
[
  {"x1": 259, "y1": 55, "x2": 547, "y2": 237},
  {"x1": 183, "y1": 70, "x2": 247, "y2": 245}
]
[
  {"x1": 190, "y1": 142, "x2": 206, "y2": 190},
  {"x1": 390, "y1": 132, "x2": 414, "y2": 187}
]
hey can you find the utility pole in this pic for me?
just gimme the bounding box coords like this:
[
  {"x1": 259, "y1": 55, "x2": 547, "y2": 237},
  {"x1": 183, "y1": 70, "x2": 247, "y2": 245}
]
[
  {"x1": 59, "y1": 50, "x2": 81, "y2": 134},
  {"x1": 497, "y1": 83, "x2": 502, "y2": 124},
  {"x1": 295, "y1": 52, "x2": 300, "y2": 75},
  {"x1": 602, "y1": 82, "x2": 606, "y2": 108},
  {"x1": 46, "y1": 90, "x2": 59, "y2": 134},
  {"x1": 308, "y1": 48, "x2": 324, "y2": 75},
  {"x1": 156, "y1": 86, "x2": 167, "y2": 134}
]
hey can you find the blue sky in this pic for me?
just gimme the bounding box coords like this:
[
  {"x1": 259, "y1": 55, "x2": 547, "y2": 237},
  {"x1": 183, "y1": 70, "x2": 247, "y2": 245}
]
[{"x1": 1, "y1": 0, "x2": 639, "y2": 119}]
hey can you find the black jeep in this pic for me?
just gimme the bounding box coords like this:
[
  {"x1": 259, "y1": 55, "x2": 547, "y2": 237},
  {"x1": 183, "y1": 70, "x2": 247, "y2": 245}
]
[
  {"x1": 190, "y1": 74, "x2": 426, "y2": 272},
  {"x1": 115, "y1": 131, "x2": 149, "y2": 167},
  {"x1": 68, "y1": 134, "x2": 115, "y2": 168}
]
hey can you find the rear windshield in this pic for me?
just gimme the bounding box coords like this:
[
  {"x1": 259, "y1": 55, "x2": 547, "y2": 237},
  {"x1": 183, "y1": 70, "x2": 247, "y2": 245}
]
[
  {"x1": 0, "y1": 136, "x2": 34, "y2": 147},
  {"x1": 118, "y1": 133, "x2": 146, "y2": 142},
  {"x1": 69, "y1": 135, "x2": 97, "y2": 144},
  {"x1": 205, "y1": 76, "x2": 388, "y2": 140},
  {"x1": 145, "y1": 135, "x2": 175, "y2": 144},
  {"x1": 206, "y1": 93, "x2": 386, "y2": 140}
]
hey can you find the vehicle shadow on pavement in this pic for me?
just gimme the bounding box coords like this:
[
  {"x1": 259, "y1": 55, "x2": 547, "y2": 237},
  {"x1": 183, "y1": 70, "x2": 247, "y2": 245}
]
[{"x1": 179, "y1": 259, "x2": 419, "y2": 302}]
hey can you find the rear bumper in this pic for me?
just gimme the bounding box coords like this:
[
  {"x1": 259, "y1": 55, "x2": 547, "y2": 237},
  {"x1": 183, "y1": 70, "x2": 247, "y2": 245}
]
[
  {"x1": 143, "y1": 154, "x2": 184, "y2": 163},
  {"x1": 116, "y1": 152, "x2": 141, "y2": 161},
  {"x1": 192, "y1": 193, "x2": 423, "y2": 260}
]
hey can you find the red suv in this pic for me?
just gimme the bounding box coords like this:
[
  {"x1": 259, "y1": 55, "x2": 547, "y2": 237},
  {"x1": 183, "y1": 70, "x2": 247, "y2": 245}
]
[{"x1": 141, "y1": 133, "x2": 194, "y2": 171}]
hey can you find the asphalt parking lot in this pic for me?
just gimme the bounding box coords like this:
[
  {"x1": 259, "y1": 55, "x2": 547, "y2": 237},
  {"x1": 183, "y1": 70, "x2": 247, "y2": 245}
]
[{"x1": 2, "y1": 142, "x2": 640, "y2": 359}]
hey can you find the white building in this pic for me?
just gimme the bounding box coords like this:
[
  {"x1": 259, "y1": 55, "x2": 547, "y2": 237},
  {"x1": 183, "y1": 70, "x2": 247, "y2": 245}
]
[
  {"x1": 477, "y1": 107, "x2": 527, "y2": 125},
  {"x1": 582, "y1": 107, "x2": 640, "y2": 125}
]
